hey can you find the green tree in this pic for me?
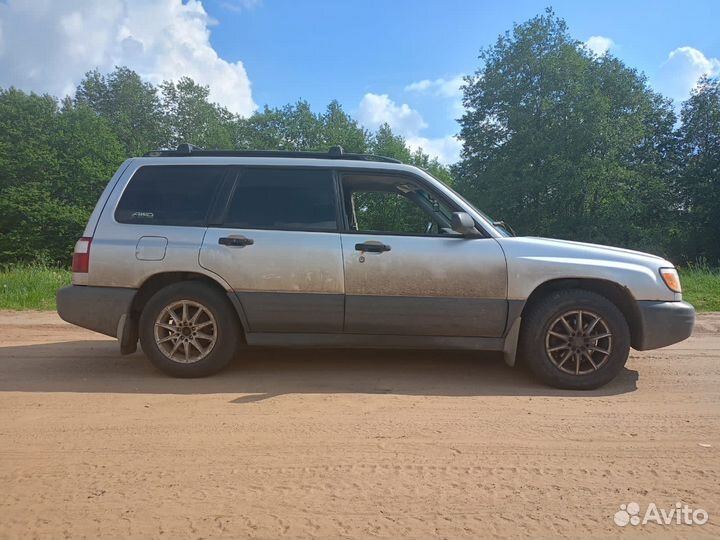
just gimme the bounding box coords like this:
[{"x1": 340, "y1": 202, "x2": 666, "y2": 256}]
[
  {"x1": 370, "y1": 123, "x2": 412, "y2": 162},
  {"x1": 236, "y1": 100, "x2": 324, "y2": 151},
  {"x1": 677, "y1": 76, "x2": 720, "y2": 264},
  {"x1": 0, "y1": 183, "x2": 88, "y2": 264},
  {"x1": 160, "y1": 77, "x2": 236, "y2": 149},
  {"x1": 54, "y1": 99, "x2": 125, "y2": 207},
  {"x1": 0, "y1": 88, "x2": 59, "y2": 193},
  {"x1": 0, "y1": 88, "x2": 124, "y2": 264},
  {"x1": 320, "y1": 100, "x2": 369, "y2": 152},
  {"x1": 235, "y1": 100, "x2": 371, "y2": 153},
  {"x1": 75, "y1": 67, "x2": 167, "y2": 155},
  {"x1": 235, "y1": 104, "x2": 284, "y2": 150},
  {"x1": 455, "y1": 9, "x2": 677, "y2": 255}
]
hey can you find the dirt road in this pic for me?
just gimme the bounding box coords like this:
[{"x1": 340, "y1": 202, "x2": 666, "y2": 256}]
[{"x1": 0, "y1": 311, "x2": 718, "y2": 539}]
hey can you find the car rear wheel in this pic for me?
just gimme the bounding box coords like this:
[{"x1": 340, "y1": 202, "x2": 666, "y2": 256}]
[
  {"x1": 519, "y1": 289, "x2": 630, "y2": 389},
  {"x1": 139, "y1": 281, "x2": 240, "y2": 377}
]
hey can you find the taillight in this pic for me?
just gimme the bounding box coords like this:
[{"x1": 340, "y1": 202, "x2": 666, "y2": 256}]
[{"x1": 71, "y1": 237, "x2": 92, "y2": 273}]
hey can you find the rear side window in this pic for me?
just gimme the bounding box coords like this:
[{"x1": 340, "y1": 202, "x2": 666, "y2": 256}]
[
  {"x1": 223, "y1": 168, "x2": 337, "y2": 231},
  {"x1": 115, "y1": 166, "x2": 226, "y2": 226}
]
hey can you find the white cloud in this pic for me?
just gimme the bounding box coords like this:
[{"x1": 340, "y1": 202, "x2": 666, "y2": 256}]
[
  {"x1": 404, "y1": 75, "x2": 464, "y2": 98},
  {"x1": 356, "y1": 93, "x2": 460, "y2": 164},
  {"x1": 406, "y1": 135, "x2": 462, "y2": 165},
  {"x1": 404, "y1": 80, "x2": 432, "y2": 93},
  {"x1": 405, "y1": 74, "x2": 465, "y2": 119},
  {"x1": 221, "y1": 0, "x2": 263, "y2": 13},
  {"x1": 0, "y1": 0, "x2": 256, "y2": 116},
  {"x1": 356, "y1": 93, "x2": 427, "y2": 137},
  {"x1": 656, "y1": 46, "x2": 720, "y2": 104},
  {"x1": 584, "y1": 35, "x2": 615, "y2": 57}
]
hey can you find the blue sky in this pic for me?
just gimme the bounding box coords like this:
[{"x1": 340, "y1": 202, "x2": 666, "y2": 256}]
[
  {"x1": 205, "y1": 0, "x2": 718, "y2": 128},
  {"x1": 1, "y1": 0, "x2": 719, "y2": 162}
]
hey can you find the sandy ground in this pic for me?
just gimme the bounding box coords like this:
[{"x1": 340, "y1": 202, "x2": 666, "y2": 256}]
[{"x1": 0, "y1": 311, "x2": 718, "y2": 540}]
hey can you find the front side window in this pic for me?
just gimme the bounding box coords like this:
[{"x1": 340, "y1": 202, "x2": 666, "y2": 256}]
[
  {"x1": 115, "y1": 166, "x2": 226, "y2": 226},
  {"x1": 352, "y1": 191, "x2": 429, "y2": 234},
  {"x1": 223, "y1": 168, "x2": 337, "y2": 231},
  {"x1": 342, "y1": 174, "x2": 458, "y2": 236}
]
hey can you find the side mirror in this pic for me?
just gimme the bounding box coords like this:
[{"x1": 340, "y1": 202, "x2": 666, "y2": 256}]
[{"x1": 451, "y1": 212, "x2": 478, "y2": 236}]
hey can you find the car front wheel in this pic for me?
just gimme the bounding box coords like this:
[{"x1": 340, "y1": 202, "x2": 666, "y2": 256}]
[{"x1": 519, "y1": 289, "x2": 631, "y2": 389}]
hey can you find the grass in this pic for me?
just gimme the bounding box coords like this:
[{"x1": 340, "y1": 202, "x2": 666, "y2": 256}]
[
  {"x1": 681, "y1": 267, "x2": 720, "y2": 312},
  {"x1": 0, "y1": 264, "x2": 71, "y2": 311},
  {"x1": 0, "y1": 264, "x2": 718, "y2": 312}
]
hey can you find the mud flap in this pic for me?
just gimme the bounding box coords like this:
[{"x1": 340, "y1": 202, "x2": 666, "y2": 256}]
[
  {"x1": 117, "y1": 313, "x2": 138, "y2": 355},
  {"x1": 503, "y1": 317, "x2": 522, "y2": 367}
]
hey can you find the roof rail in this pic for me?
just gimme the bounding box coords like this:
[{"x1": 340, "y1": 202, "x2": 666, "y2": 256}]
[{"x1": 144, "y1": 144, "x2": 402, "y2": 164}]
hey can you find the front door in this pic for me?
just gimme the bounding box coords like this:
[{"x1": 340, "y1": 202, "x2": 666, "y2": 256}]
[
  {"x1": 339, "y1": 172, "x2": 507, "y2": 337},
  {"x1": 200, "y1": 167, "x2": 344, "y2": 333}
]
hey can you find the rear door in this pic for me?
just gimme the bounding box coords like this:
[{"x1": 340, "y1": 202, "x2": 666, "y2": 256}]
[
  {"x1": 199, "y1": 167, "x2": 345, "y2": 333},
  {"x1": 339, "y1": 171, "x2": 508, "y2": 337}
]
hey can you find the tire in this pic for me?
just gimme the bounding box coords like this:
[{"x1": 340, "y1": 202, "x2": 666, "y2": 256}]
[
  {"x1": 139, "y1": 281, "x2": 240, "y2": 377},
  {"x1": 518, "y1": 289, "x2": 630, "y2": 390}
]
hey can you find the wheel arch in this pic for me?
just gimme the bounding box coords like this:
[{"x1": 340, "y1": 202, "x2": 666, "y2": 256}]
[
  {"x1": 121, "y1": 272, "x2": 247, "y2": 354},
  {"x1": 520, "y1": 278, "x2": 643, "y2": 349}
]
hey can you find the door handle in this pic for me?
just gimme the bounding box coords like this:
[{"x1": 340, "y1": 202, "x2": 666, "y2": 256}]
[
  {"x1": 219, "y1": 236, "x2": 254, "y2": 247},
  {"x1": 355, "y1": 242, "x2": 391, "y2": 253}
]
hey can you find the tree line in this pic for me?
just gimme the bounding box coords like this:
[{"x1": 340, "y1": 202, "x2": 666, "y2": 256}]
[{"x1": 0, "y1": 9, "x2": 718, "y2": 266}]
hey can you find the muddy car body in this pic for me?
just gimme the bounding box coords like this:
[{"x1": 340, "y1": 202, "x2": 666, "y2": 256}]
[{"x1": 57, "y1": 146, "x2": 695, "y2": 388}]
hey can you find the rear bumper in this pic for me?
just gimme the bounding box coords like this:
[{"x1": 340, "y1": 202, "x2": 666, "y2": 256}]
[
  {"x1": 56, "y1": 285, "x2": 137, "y2": 338},
  {"x1": 634, "y1": 300, "x2": 695, "y2": 351}
]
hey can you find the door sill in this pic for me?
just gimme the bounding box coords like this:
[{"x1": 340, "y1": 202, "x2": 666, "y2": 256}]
[{"x1": 245, "y1": 332, "x2": 505, "y2": 351}]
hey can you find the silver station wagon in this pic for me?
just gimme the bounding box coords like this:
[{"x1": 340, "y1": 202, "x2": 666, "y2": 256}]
[{"x1": 57, "y1": 145, "x2": 695, "y2": 389}]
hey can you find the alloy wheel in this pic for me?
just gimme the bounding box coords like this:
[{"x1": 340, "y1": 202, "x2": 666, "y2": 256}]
[
  {"x1": 153, "y1": 300, "x2": 217, "y2": 363},
  {"x1": 544, "y1": 309, "x2": 613, "y2": 375}
]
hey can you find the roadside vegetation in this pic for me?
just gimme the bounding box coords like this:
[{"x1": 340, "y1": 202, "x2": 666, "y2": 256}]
[
  {"x1": 681, "y1": 265, "x2": 720, "y2": 312},
  {"x1": 0, "y1": 265, "x2": 71, "y2": 311},
  {"x1": 0, "y1": 264, "x2": 717, "y2": 313}
]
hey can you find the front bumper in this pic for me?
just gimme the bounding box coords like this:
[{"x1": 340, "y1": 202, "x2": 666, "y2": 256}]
[
  {"x1": 634, "y1": 300, "x2": 695, "y2": 350},
  {"x1": 56, "y1": 285, "x2": 137, "y2": 338}
]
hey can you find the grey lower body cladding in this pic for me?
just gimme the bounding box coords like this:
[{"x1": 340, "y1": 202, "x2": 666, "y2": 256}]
[
  {"x1": 234, "y1": 291, "x2": 508, "y2": 337},
  {"x1": 343, "y1": 295, "x2": 507, "y2": 336},
  {"x1": 634, "y1": 300, "x2": 695, "y2": 350},
  {"x1": 56, "y1": 285, "x2": 136, "y2": 338}
]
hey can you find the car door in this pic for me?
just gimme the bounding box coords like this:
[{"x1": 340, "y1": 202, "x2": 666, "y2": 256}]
[
  {"x1": 199, "y1": 167, "x2": 345, "y2": 333},
  {"x1": 339, "y1": 171, "x2": 508, "y2": 337}
]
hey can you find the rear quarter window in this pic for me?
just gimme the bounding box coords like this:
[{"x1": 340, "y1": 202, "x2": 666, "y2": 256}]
[{"x1": 115, "y1": 165, "x2": 226, "y2": 226}]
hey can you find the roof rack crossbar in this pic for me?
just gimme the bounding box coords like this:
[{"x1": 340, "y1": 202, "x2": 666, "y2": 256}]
[{"x1": 144, "y1": 144, "x2": 402, "y2": 164}]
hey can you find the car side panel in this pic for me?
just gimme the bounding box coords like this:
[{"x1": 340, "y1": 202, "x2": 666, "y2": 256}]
[
  {"x1": 89, "y1": 222, "x2": 210, "y2": 288},
  {"x1": 199, "y1": 229, "x2": 345, "y2": 333},
  {"x1": 341, "y1": 234, "x2": 508, "y2": 337},
  {"x1": 499, "y1": 237, "x2": 679, "y2": 302},
  {"x1": 87, "y1": 161, "x2": 230, "y2": 290}
]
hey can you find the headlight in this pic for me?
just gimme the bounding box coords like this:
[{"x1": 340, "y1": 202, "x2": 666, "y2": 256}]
[{"x1": 659, "y1": 268, "x2": 682, "y2": 293}]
